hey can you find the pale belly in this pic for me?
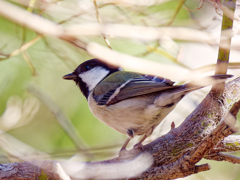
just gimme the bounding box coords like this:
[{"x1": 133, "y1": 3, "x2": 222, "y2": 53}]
[{"x1": 88, "y1": 92, "x2": 178, "y2": 136}]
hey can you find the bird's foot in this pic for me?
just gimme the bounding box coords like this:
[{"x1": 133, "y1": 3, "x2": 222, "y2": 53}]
[
  {"x1": 118, "y1": 147, "x2": 129, "y2": 156},
  {"x1": 133, "y1": 143, "x2": 144, "y2": 151}
]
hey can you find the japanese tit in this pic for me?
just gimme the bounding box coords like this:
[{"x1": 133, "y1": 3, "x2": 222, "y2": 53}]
[{"x1": 63, "y1": 59, "x2": 232, "y2": 153}]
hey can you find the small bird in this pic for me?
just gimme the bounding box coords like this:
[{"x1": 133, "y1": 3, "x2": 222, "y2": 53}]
[{"x1": 63, "y1": 59, "x2": 231, "y2": 153}]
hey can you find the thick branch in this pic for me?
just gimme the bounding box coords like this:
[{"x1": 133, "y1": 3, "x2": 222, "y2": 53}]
[
  {"x1": 209, "y1": 100, "x2": 240, "y2": 153},
  {"x1": 0, "y1": 161, "x2": 70, "y2": 180},
  {"x1": 131, "y1": 111, "x2": 237, "y2": 180}
]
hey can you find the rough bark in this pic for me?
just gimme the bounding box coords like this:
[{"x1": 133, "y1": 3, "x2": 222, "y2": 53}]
[{"x1": 0, "y1": 161, "x2": 70, "y2": 180}]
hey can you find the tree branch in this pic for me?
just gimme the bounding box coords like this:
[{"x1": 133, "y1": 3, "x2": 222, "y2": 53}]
[
  {"x1": 212, "y1": 0, "x2": 236, "y2": 92},
  {"x1": 208, "y1": 135, "x2": 240, "y2": 152},
  {"x1": 0, "y1": 161, "x2": 70, "y2": 180},
  {"x1": 204, "y1": 153, "x2": 240, "y2": 164}
]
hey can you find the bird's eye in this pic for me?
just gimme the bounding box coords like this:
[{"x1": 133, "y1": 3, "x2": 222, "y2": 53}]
[{"x1": 85, "y1": 65, "x2": 90, "y2": 70}]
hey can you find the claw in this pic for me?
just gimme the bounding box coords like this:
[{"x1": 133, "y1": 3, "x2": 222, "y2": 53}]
[
  {"x1": 118, "y1": 147, "x2": 129, "y2": 156},
  {"x1": 133, "y1": 143, "x2": 144, "y2": 151},
  {"x1": 118, "y1": 137, "x2": 132, "y2": 156}
]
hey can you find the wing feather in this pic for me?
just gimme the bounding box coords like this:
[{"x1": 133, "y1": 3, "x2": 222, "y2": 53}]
[
  {"x1": 93, "y1": 71, "x2": 177, "y2": 105},
  {"x1": 107, "y1": 79, "x2": 179, "y2": 105}
]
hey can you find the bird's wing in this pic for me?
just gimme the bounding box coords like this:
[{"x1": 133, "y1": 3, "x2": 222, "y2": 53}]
[
  {"x1": 106, "y1": 78, "x2": 179, "y2": 105},
  {"x1": 93, "y1": 72, "x2": 179, "y2": 105}
]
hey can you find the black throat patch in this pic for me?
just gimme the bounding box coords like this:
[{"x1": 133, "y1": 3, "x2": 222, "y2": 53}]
[{"x1": 74, "y1": 78, "x2": 89, "y2": 99}]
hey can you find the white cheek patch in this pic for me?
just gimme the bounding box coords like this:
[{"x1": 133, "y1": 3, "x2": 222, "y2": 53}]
[{"x1": 79, "y1": 67, "x2": 109, "y2": 91}]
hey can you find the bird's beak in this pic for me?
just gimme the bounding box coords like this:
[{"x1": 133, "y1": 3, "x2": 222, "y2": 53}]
[{"x1": 62, "y1": 73, "x2": 78, "y2": 80}]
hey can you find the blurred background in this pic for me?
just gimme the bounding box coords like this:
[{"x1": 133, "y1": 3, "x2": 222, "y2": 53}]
[{"x1": 0, "y1": 0, "x2": 240, "y2": 179}]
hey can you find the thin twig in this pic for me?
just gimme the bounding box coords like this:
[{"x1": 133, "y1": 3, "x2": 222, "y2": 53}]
[
  {"x1": 167, "y1": 0, "x2": 185, "y2": 26},
  {"x1": 212, "y1": 0, "x2": 236, "y2": 92},
  {"x1": 205, "y1": 152, "x2": 240, "y2": 164},
  {"x1": 93, "y1": 0, "x2": 112, "y2": 49},
  {"x1": 184, "y1": 0, "x2": 204, "y2": 12},
  {"x1": 0, "y1": 35, "x2": 43, "y2": 61},
  {"x1": 21, "y1": 51, "x2": 37, "y2": 76},
  {"x1": 230, "y1": 100, "x2": 240, "y2": 117},
  {"x1": 27, "y1": 85, "x2": 90, "y2": 154},
  {"x1": 190, "y1": 62, "x2": 240, "y2": 75},
  {"x1": 213, "y1": 135, "x2": 240, "y2": 152}
]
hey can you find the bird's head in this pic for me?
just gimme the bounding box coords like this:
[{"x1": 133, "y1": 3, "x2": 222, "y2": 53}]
[{"x1": 63, "y1": 59, "x2": 121, "y2": 98}]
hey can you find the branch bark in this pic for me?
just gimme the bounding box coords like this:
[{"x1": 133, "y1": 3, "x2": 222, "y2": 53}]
[
  {"x1": 213, "y1": 135, "x2": 240, "y2": 152},
  {"x1": 0, "y1": 161, "x2": 70, "y2": 180},
  {"x1": 204, "y1": 153, "x2": 240, "y2": 164}
]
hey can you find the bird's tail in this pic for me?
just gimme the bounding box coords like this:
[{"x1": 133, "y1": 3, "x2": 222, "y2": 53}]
[{"x1": 179, "y1": 74, "x2": 233, "y2": 93}]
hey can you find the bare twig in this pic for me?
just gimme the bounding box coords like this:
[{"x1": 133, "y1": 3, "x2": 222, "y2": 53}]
[
  {"x1": 93, "y1": 0, "x2": 112, "y2": 49},
  {"x1": 0, "y1": 2, "x2": 229, "y2": 44},
  {"x1": 0, "y1": 129, "x2": 49, "y2": 162},
  {"x1": 230, "y1": 100, "x2": 240, "y2": 117},
  {"x1": 190, "y1": 62, "x2": 240, "y2": 75},
  {"x1": 213, "y1": 135, "x2": 240, "y2": 152},
  {"x1": 184, "y1": 0, "x2": 204, "y2": 12},
  {"x1": 167, "y1": 0, "x2": 185, "y2": 26},
  {"x1": 27, "y1": 85, "x2": 90, "y2": 153},
  {"x1": 86, "y1": 42, "x2": 189, "y2": 81},
  {"x1": 205, "y1": 152, "x2": 240, "y2": 164},
  {"x1": 213, "y1": 0, "x2": 236, "y2": 92},
  {"x1": 0, "y1": 35, "x2": 43, "y2": 61},
  {"x1": 21, "y1": 51, "x2": 37, "y2": 76}
]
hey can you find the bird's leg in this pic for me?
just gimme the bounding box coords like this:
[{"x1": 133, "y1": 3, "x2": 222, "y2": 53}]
[
  {"x1": 133, "y1": 126, "x2": 154, "y2": 150},
  {"x1": 119, "y1": 129, "x2": 134, "y2": 155},
  {"x1": 119, "y1": 137, "x2": 132, "y2": 152},
  {"x1": 133, "y1": 134, "x2": 147, "y2": 150}
]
